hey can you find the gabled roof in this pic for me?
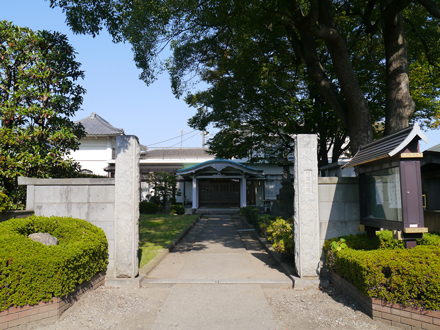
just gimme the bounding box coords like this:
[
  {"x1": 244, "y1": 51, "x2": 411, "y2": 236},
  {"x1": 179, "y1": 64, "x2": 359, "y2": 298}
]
[
  {"x1": 76, "y1": 112, "x2": 124, "y2": 136},
  {"x1": 143, "y1": 148, "x2": 211, "y2": 158},
  {"x1": 176, "y1": 159, "x2": 263, "y2": 176},
  {"x1": 425, "y1": 143, "x2": 440, "y2": 153},
  {"x1": 343, "y1": 123, "x2": 428, "y2": 168}
]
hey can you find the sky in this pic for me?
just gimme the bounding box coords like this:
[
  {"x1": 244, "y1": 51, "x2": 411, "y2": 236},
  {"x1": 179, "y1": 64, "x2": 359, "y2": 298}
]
[
  {"x1": 1, "y1": 0, "x2": 440, "y2": 151},
  {"x1": 1, "y1": 0, "x2": 209, "y2": 148}
]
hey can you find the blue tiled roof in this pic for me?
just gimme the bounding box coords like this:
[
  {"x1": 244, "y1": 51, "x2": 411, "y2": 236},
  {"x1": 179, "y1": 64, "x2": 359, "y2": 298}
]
[
  {"x1": 76, "y1": 112, "x2": 124, "y2": 136},
  {"x1": 176, "y1": 159, "x2": 263, "y2": 174}
]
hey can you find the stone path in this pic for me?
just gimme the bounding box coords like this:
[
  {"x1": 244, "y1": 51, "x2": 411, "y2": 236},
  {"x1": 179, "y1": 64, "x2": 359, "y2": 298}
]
[
  {"x1": 143, "y1": 215, "x2": 291, "y2": 330},
  {"x1": 36, "y1": 215, "x2": 398, "y2": 330}
]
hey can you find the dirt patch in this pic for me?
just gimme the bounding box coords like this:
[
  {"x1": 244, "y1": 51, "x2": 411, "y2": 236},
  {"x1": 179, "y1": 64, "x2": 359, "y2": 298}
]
[
  {"x1": 264, "y1": 286, "x2": 400, "y2": 330},
  {"x1": 31, "y1": 287, "x2": 170, "y2": 330}
]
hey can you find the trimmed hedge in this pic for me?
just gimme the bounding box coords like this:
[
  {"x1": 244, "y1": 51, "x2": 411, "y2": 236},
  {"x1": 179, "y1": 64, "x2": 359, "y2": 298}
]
[
  {"x1": 324, "y1": 231, "x2": 440, "y2": 310},
  {"x1": 139, "y1": 201, "x2": 158, "y2": 214},
  {"x1": 0, "y1": 191, "x2": 11, "y2": 213},
  {"x1": 0, "y1": 216, "x2": 108, "y2": 311}
]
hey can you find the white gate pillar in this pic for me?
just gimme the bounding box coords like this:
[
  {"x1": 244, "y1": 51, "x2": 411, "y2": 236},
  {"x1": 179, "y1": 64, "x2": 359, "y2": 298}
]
[
  {"x1": 294, "y1": 134, "x2": 320, "y2": 278},
  {"x1": 114, "y1": 135, "x2": 140, "y2": 279}
]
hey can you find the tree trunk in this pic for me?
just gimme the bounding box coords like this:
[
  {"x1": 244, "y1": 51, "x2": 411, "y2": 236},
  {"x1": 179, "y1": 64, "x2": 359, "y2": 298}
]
[{"x1": 382, "y1": 3, "x2": 415, "y2": 135}]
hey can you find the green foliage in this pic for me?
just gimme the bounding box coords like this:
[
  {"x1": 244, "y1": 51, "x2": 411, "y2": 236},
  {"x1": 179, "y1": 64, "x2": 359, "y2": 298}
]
[
  {"x1": 324, "y1": 231, "x2": 440, "y2": 310},
  {"x1": 170, "y1": 204, "x2": 184, "y2": 215},
  {"x1": 144, "y1": 172, "x2": 177, "y2": 207},
  {"x1": 239, "y1": 206, "x2": 260, "y2": 228},
  {"x1": 330, "y1": 238, "x2": 347, "y2": 252},
  {"x1": 49, "y1": 0, "x2": 440, "y2": 154},
  {"x1": 266, "y1": 218, "x2": 294, "y2": 255},
  {"x1": 0, "y1": 21, "x2": 86, "y2": 209},
  {"x1": 241, "y1": 208, "x2": 294, "y2": 256},
  {"x1": 0, "y1": 216, "x2": 108, "y2": 311},
  {"x1": 0, "y1": 191, "x2": 11, "y2": 213},
  {"x1": 139, "y1": 201, "x2": 157, "y2": 214},
  {"x1": 138, "y1": 214, "x2": 198, "y2": 268}
]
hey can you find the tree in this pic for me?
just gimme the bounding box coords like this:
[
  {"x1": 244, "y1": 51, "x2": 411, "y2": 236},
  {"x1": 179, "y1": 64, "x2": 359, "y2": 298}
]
[
  {"x1": 144, "y1": 172, "x2": 177, "y2": 206},
  {"x1": 49, "y1": 0, "x2": 440, "y2": 152},
  {"x1": 0, "y1": 21, "x2": 86, "y2": 208}
]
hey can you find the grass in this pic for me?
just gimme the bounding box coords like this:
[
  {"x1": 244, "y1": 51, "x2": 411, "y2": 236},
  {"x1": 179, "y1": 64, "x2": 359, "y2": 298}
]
[{"x1": 138, "y1": 214, "x2": 198, "y2": 269}]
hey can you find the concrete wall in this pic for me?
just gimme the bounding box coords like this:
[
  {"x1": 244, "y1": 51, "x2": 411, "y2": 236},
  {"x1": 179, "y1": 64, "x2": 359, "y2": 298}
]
[
  {"x1": 18, "y1": 135, "x2": 141, "y2": 282},
  {"x1": 318, "y1": 177, "x2": 361, "y2": 251},
  {"x1": 18, "y1": 177, "x2": 117, "y2": 277}
]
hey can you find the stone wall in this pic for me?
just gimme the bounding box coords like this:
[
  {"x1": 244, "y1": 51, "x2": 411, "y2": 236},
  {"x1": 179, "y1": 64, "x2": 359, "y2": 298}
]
[
  {"x1": 318, "y1": 177, "x2": 361, "y2": 259},
  {"x1": 18, "y1": 177, "x2": 117, "y2": 277},
  {"x1": 18, "y1": 135, "x2": 141, "y2": 281}
]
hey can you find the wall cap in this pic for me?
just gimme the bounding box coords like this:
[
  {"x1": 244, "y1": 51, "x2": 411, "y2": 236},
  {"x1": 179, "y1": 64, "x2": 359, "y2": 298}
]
[{"x1": 18, "y1": 177, "x2": 115, "y2": 186}]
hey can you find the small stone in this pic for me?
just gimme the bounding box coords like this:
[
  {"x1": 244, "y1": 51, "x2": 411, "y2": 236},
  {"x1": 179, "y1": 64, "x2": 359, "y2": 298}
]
[{"x1": 28, "y1": 232, "x2": 58, "y2": 246}]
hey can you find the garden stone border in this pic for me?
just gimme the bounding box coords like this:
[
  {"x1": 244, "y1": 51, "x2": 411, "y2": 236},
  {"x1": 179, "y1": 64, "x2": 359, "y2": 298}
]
[
  {"x1": 0, "y1": 271, "x2": 105, "y2": 330},
  {"x1": 0, "y1": 210, "x2": 34, "y2": 223},
  {"x1": 330, "y1": 270, "x2": 440, "y2": 330}
]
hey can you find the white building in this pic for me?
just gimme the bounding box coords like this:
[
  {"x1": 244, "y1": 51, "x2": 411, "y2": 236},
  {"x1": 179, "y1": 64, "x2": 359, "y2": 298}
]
[
  {"x1": 71, "y1": 112, "x2": 124, "y2": 176},
  {"x1": 73, "y1": 113, "x2": 291, "y2": 210}
]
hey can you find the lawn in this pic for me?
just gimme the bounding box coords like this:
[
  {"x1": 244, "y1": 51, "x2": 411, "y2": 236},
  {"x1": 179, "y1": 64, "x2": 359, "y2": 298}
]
[{"x1": 138, "y1": 214, "x2": 198, "y2": 269}]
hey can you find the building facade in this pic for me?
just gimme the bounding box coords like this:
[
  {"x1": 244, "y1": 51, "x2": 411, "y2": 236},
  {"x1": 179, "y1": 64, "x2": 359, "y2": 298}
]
[{"x1": 73, "y1": 113, "x2": 291, "y2": 210}]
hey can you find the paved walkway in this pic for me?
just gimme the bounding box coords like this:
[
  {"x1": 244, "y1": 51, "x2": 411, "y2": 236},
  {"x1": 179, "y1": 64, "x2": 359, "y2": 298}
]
[{"x1": 143, "y1": 215, "x2": 292, "y2": 330}]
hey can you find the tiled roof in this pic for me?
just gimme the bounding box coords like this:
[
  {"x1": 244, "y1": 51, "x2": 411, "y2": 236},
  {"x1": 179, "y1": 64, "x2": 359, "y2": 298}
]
[
  {"x1": 425, "y1": 143, "x2": 440, "y2": 153},
  {"x1": 143, "y1": 148, "x2": 211, "y2": 158},
  {"x1": 343, "y1": 123, "x2": 427, "y2": 168},
  {"x1": 176, "y1": 159, "x2": 263, "y2": 176},
  {"x1": 76, "y1": 112, "x2": 124, "y2": 136}
]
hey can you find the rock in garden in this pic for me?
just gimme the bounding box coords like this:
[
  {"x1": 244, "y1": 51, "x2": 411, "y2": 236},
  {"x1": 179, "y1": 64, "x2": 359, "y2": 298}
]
[{"x1": 28, "y1": 232, "x2": 58, "y2": 246}]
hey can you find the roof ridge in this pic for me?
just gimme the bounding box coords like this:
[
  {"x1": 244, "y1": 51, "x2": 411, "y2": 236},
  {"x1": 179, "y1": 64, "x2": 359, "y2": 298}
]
[{"x1": 90, "y1": 113, "x2": 124, "y2": 133}]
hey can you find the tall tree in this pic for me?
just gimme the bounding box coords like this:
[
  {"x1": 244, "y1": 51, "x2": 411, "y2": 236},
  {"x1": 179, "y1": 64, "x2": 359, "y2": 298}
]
[
  {"x1": 0, "y1": 21, "x2": 86, "y2": 208},
  {"x1": 50, "y1": 0, "x2": 440, "y2": 152}
]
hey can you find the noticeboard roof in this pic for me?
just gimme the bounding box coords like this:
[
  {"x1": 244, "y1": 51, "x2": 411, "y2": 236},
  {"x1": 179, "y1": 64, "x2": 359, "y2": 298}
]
[{"x1": 342, "y1": 123, "x2": 428, "y2": 168}]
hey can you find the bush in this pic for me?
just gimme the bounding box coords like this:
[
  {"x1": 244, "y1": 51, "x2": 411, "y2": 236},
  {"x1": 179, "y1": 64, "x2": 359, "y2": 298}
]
[
  {"x1": 139, "y1": 201, "x2": 158, "y2": 214},
  {"x1": 170, "y1": 204, "x2": 184, "y2": 215},
  {"x1": 266, "y1": 217, "x2": 294, "y2": 255},
  {"x1": 240, "y1": 206, "x2": 260, "y2": 228},
  {"x1": 0, "y1": 191, "x2": 11, "y2": 213},
  {"x1": 324, "y1": 231, "x2": 440, "y2": 310},
  {"x1": 0, "y1": 216, "x2": 108, "y2": 311}
]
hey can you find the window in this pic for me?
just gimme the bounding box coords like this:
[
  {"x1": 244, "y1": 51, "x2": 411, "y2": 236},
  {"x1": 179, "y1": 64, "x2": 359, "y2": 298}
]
[{"x1": 362, "y1": 167, "x2": 402, "y2": 222}]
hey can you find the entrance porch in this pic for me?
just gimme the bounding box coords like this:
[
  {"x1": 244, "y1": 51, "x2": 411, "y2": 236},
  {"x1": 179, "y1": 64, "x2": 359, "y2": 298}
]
[{"x1": 176, "y1": 160, "x2": 264, "y2": 211}]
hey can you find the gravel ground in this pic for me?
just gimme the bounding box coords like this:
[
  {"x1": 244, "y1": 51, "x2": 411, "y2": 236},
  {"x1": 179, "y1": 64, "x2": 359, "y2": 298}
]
[
  {"x1": 264, "y1": 286, "x2": 400, "y2": 330},
  {"x1": 28, "y1": 284, "x2": 399, "y2": 330},
  {"x1": 32, "y1": 287, "x2": 171, "y2": 330}
]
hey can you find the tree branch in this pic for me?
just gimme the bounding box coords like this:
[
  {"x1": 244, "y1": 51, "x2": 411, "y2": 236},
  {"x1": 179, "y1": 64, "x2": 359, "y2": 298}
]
[
  {"x1": 417, "y1": 0, "x2": 440, "y2": 18},
  {"x1": 403, "y1": 17, "x2": 440, "y2": 69},
  {"x1": 362, "y1": 0, "x2": 380, "y2": 34},
  {"x1": 383, "y1": 0, "x2": 412, "y2": 19}
]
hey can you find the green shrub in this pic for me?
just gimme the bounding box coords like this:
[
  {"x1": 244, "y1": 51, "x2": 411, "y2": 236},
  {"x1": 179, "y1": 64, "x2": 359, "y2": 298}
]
[
  {"x1": 266, "y1": 218, "x2": 294, "y2": 255},
  {"x1": 324, "y1": 231, "x2": 440, "y2": 310},
  {"x1": 170, "y1": 204, "x2": 184, "y2": 215},
  {"x1": 0, "y1": 191, "x2": 11, "y2": 213},
  {"x1": 149, "y1": 195, "x2": 160, "y2": 205},
  {"x1": 0, "y1": 216, "x2": 108, "y2": 311},
  {"x1": 139, "y1": 201, "x2": 158, "y2": 214},
  {"x1": 240, "y1": 206, "x2": 260, "y2": 228}
]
